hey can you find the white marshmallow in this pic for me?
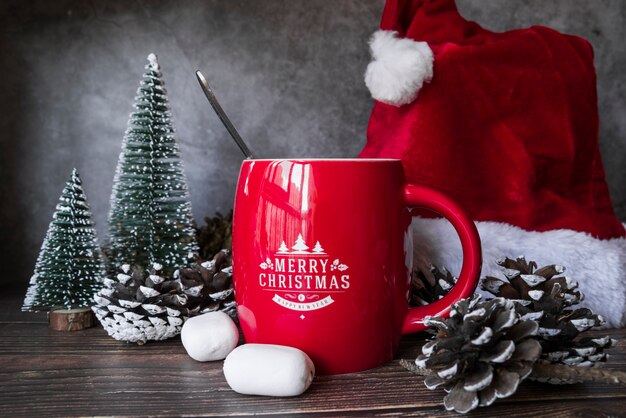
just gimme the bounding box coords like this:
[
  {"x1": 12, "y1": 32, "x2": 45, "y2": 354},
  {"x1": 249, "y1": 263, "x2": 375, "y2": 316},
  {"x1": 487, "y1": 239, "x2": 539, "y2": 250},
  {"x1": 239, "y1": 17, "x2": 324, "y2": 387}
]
[
  {"x1": 223, "y1": 344, "x2": 315, "y2": 397},
  {"x1": 181, "y1": 312, "x2": 238, "y2": 362}
]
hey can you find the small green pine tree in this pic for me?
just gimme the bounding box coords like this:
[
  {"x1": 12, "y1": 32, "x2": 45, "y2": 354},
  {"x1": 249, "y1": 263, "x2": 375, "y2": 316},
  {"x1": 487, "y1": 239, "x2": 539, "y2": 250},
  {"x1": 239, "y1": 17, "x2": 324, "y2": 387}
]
[
  {"x1": 107, "y1": 53, "x2": 197, "y2": 273},
  {"x1": 22, "y1": 169, "x2": 105, "y2": 311}
]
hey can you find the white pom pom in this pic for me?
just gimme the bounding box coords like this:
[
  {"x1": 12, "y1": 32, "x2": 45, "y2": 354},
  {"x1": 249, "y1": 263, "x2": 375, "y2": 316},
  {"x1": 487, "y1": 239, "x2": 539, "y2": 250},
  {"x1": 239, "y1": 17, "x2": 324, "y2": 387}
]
[{"x1": 364, "y1": 30, "x2": 434, "y2": 106}]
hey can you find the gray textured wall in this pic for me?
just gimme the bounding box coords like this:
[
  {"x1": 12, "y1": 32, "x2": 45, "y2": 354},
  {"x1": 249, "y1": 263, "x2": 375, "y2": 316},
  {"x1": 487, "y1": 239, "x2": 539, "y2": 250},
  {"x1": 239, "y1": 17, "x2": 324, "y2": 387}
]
[{"x1": 1, "y1": 0, "x2": 624, "y2": 287}]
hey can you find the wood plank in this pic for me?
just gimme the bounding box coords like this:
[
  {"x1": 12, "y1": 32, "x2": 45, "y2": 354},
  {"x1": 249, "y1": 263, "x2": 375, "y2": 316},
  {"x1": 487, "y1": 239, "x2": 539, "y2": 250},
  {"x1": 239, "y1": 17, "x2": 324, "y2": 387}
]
[
  {"x1": 0, "y1": 285, "x2": 46, "y2": 324},
  {"x1": 0, "y1": 289, "x2": 624, "y2": 417}
]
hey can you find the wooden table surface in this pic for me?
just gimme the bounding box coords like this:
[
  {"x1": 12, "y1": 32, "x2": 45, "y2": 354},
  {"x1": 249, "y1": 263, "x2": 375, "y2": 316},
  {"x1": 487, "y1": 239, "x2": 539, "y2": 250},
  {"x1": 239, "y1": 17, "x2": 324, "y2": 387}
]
[{"x1": 1, "y1": 286, "x2": 625, "y2": 418}]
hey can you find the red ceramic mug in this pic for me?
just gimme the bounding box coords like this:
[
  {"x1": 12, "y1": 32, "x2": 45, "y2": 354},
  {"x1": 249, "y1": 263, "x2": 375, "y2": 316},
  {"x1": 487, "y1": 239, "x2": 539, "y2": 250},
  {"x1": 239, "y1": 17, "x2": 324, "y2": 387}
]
[{"x1": 232, "y1": 159, "x2": 481, "y2": 375}]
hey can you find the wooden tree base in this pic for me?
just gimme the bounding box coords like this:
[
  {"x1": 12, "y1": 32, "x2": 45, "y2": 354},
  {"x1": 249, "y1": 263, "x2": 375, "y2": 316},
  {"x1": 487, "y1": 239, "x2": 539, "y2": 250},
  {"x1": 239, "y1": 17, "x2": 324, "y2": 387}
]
[{"x1": 48, "y1": 308, "x2": 96, "y2": 331}]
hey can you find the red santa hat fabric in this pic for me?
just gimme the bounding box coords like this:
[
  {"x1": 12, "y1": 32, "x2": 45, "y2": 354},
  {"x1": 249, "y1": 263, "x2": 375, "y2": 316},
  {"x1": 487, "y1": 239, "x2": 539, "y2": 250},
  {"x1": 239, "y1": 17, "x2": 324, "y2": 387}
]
[{"x1": 360, "y1": 0, "x2": 626, "y2": 326}]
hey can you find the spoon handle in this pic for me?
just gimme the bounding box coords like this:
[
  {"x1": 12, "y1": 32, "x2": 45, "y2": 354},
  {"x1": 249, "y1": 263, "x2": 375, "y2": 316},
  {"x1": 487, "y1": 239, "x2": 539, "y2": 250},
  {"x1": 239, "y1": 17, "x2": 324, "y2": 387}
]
[{"x1": 195, "y1": 70, "x2": 255, "y2": 159}]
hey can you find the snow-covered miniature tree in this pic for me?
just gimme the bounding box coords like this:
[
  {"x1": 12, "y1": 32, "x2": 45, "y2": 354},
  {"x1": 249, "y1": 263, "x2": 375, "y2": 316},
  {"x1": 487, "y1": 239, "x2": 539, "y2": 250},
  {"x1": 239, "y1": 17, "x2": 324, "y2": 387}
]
[
  {"x1": 22, "y1": 169, "x2": 105, "y2": 312},
  {"x1": 107, "y1": 53, "x2": 197, "y2": 273},
  {"x1": 292, "y1": 234, "x2": 309, "y2": 253}
]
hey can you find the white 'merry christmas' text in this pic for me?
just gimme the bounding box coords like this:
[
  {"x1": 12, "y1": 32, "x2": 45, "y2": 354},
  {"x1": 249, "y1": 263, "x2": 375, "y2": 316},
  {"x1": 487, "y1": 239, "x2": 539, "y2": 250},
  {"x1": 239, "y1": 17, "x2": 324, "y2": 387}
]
[{"x1": 259, "y1": 273, "x2": 350, "y2": 290}]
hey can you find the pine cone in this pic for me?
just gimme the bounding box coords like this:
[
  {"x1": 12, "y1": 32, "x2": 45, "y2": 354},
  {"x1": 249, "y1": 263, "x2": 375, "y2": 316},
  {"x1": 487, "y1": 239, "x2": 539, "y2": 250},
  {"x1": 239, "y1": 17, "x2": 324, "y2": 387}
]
[
  {"x1": 414, "y1": 295, "x2": 541, "y2": 413},
  {"x1": 412, "y1": 265, "x2": 457, "y2": 306},
  {"x1": 196, "y1": 211, "x2": 233, "y2": 260},
  {"x1": 92, "y1": 262, "x2": 188, "y2": 344},
  {"x1": 176, "y1": 250, "x2": 237, "y2": 320},
  {"x1": 481, "y1": 256, "x2": 613, "y2": 371}
]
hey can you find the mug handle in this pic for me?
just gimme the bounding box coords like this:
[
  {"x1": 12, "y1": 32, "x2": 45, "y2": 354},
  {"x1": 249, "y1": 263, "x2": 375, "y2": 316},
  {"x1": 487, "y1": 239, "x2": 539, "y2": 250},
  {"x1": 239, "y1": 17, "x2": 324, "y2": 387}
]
[{"x1": 402, "y1": 184, "x2": 482, "y2": 334}]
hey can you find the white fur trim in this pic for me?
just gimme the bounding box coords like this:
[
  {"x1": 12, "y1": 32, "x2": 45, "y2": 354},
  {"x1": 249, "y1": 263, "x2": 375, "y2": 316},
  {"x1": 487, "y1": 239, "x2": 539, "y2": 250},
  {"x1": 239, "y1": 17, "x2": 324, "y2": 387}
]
[
  {"x1": 364, "y1": 30, "x2": 434, "y2": 106},
  {"x1": 412, "y1": 218, "x2": 626, "y2": 328}
]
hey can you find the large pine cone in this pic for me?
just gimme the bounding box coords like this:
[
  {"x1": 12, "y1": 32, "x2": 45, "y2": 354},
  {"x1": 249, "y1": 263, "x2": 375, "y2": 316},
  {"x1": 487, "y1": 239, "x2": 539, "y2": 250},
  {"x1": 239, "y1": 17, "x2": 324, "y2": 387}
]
[
  {"x1": 415, "y1": 295, "x2": 541, "y2": 413},
  {"x1": 481, "y1": 257, "x2": 612, "y2": 368},
  {"x1": 177, "y1": 250, "x2": 236, "y2": 319},
  {"x1": 92, "y1": 262, "x2": 188, "y2": 344}
]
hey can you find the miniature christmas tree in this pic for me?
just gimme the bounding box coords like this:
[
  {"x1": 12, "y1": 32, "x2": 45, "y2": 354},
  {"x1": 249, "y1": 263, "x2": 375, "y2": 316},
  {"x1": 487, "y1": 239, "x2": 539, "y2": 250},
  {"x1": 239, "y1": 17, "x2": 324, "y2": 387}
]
[
  {"x1": 107, "y1": 53, "x2": 197, "y2": 274},
  {"x1": 22, "y1": 169, "x2": 105, "y2": 319},
  {"x1": 292, "y1": 234, "x2": 309, "y2": 253}
]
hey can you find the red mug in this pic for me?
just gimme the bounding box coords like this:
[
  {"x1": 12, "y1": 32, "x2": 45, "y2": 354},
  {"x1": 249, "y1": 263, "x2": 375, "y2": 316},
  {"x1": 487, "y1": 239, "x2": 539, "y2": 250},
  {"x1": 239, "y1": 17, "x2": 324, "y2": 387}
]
[{"x1": 232, "y1": 159, "x2": 481, "y2": 374}]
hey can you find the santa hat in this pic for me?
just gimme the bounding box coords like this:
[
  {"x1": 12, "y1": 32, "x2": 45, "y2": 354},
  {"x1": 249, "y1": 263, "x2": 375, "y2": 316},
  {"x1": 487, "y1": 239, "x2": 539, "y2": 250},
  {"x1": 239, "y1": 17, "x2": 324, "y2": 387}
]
[{"x1": 360, "y1": 0, "x2": 626, "y2": 326}]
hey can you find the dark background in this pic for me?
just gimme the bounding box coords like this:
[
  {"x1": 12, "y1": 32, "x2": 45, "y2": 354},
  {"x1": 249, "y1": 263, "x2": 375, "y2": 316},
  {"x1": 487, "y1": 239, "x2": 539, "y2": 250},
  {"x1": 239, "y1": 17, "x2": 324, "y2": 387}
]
[{"x1": 1, "y1": 0, "x2": 624, "y2": 288}]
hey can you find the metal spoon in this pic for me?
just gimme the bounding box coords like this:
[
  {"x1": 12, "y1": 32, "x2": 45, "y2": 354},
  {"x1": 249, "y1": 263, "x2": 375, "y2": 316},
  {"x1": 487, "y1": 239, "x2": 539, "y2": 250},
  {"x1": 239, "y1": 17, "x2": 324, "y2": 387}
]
[{"x1": 195, "y1": 70, "x2": 255, "y2": 159}]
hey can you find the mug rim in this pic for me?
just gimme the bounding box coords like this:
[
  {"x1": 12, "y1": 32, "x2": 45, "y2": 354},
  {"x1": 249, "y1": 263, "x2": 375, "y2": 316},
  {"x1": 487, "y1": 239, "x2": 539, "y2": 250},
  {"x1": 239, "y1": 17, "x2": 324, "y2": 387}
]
[{"x1": 241, "y1": 158, "x2": 401, "y2": 162}]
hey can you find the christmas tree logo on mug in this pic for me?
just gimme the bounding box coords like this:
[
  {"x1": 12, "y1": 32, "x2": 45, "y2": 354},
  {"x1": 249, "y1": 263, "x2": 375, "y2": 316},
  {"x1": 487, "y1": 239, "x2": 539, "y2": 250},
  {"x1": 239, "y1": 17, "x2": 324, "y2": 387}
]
[{"x1": 259, "y1": 234, "x2": 349, "y2": 313}]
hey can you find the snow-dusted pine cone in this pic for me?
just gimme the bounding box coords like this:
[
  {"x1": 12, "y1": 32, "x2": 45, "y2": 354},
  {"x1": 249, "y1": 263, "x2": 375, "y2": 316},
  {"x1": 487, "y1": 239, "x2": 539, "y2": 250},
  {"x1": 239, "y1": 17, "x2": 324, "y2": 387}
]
[
  {"x1": 481, "y1": 256, "x2": 613, "y2": 370},
  {"x1": 414, "y1": 295, "x2": 541, "y2": 413},
  {"x1": 196, "y1": 211, "x2": 233, "y2": 260},
  {"x1": 177, "y1": 250, "x2": 237, "y2": 319},
  {"x1": 412, "y1": 265, "x2": 457, "y2": 306},
  {"x1": 92, "y1": 262, "x2": 188, "y2": 344}
]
